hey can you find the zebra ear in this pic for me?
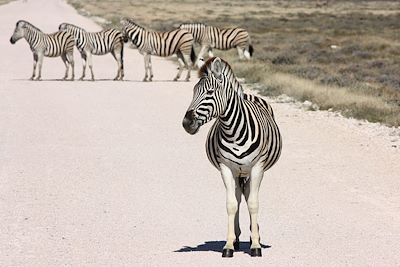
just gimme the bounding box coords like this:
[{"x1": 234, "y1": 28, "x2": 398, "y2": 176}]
[{"x1": 211, "y1": 57, "x2": 223, "y2": 80}]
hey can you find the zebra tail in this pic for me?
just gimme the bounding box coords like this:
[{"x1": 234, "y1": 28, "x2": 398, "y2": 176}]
[
  {"x1": 190, "y1": 46, "x2": 196, "y2": 64},
  {"x1": 249, "y1": 44, "x2": 254, "y2": 57}
]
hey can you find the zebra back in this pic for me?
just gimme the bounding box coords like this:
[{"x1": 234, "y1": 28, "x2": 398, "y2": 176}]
[
  {"x1": 11, "y1": 20, "x2": 74, "y2": 57},
  {"x1": 59, "y1": 23, "x2": 124, "y2": 55},
  {"x1": 206, "y1": 25, "x2": 250, "y2": 50},
  {"x1": 179, "y1": 23, "x2": 206, "y2": 44},
  {"x1": 121, "y1": 18, "x2": 194, "y2": 57}
]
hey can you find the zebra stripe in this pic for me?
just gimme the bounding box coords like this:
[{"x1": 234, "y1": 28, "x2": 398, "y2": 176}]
[
  {"x1": 179, "y1": 23, "x2": 253, "y2": 60},
  {"x1": 121, "y1": 18, "x2": 195, "y2": 81},
  {"x1": 182, "y1": 57, "x2": 281, "y2": 256},
  {"x1": 58, "y1": 23, "x2": 125, "y2": 80},
  {"x1": 10, "y1": 20, "x2": 74, "y2": 80}
]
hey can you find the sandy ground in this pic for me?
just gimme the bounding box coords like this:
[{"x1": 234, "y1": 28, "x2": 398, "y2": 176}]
[{"x1": 1, "y1": 0, "x2": 399, "y2": 266}]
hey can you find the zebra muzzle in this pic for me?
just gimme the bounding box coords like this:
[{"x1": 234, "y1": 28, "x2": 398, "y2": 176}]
[{"x1": 182, "y1": 110, "x2": 200, "y2": 135}]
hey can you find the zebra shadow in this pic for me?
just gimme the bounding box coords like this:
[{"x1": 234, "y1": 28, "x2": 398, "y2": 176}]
[{"x1": 174, "y1": 240, "x2": 271, "y2": 256}]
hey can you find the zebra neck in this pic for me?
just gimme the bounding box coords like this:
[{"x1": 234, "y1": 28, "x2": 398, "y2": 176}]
[
  {"x1": 218, "y1": 88, "x2": 245, "y2": 135},
  {"x1": 25, "y1": 27, "x2": 43, "y2": 49}
]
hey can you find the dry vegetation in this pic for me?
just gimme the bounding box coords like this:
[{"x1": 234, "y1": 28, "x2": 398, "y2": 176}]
[
  {"x1": 0, "y1": 0, "x2": 12, "y2": 5},
  {"x1": 68, "y1": 0, "x2": 400, "y2": 126}
]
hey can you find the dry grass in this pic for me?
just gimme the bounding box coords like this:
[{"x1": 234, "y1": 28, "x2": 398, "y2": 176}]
[
  {"x1": 67, "y1": 0, "x2": 400, "y2": 126},
  {"x1": 0, "y1": 0, "x2": 13, "y2": 5}
]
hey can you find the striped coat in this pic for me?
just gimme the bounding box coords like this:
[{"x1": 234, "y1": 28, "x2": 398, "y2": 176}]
[
  {"x1": 179, "y1": 23, "x2": 253, "y2": 61},
  {"x1": 59, "y1": 23, "x2": 125, "y2": 80},
  {"x1": 121, "y1": 18, "x2": 195, "y2": 81},
  {"x1": 10, "y1": 20, "x2": 74, "y2": 80},
  {"x1": 182, "y1": 57, "x2": 281, "y2": 257}
]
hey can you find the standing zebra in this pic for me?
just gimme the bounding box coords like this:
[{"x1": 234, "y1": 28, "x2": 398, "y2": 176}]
[
  {"x1": 10, "y1": 20, "x2": 74, "y2": 81},
  {"x1": 59, "y1": 23, "x2": 125, "y2": 81},
  {"x1": 179, "y1": 23, "x2": 253, "y2": 65},
  {"x1": 121, "y1": 18, "x2": 195, "y2": 82},
  {"x1": 182, "y1": 57, "x2": 282, "y2": 258}
]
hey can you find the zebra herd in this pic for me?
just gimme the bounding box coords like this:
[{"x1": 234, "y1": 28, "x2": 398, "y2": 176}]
[
  {"x1": 10, "y1": 19, "x2": 253, "y2": 81},
  {"x1": 10, "y1": 18, "x2": 282, "y2": 259}
]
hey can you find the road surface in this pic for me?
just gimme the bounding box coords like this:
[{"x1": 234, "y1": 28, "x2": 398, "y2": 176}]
[{"x1": 0, "y1": 0, "x2": 399, "y2": 266}]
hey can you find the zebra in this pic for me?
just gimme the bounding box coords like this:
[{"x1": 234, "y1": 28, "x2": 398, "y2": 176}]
[
  {"x1": 120, "y1": 18, "x2": 196, "y2": 82},
  {"x1": 182, "y1": 57, "x2": 282, "y2": 258},
  {"x1": 59, "y1": 23, "x2": 125, "y2": 81},
  {"x1": 10, "y1": 20, "x2": 74, "y2": 81},
  {"x1": 179, "y1": 23, "x2": 254, "y2": 65}
]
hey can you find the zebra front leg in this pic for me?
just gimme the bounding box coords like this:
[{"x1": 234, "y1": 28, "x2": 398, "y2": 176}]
[
  {"x1": 174, "y1": 56, "x2": 185, "y2": 81},
  {"x1": 234, "y1": 181, "x2": 243, "y2": 250},
  {"x1": 61, "y1": 54, "x2": 69, "y2": 80},
  {"x1": 31, "y1": 53, "x2": 38, "y2": 80},
  {"x1": 148, "y1": 56, "x2": 153, "y2": 81},
  {"x1": 220, "y1": 164, "x2": 238, "y2": 258},
  {"x1": 87, "y1": 52, "x2": 94, "y2": 81},
  {"x1": 36, "y1": 53, "x2": 44, "y2": 81},
  {"x1": 244, "y1": 164, "x2": 264, "y2": 257},
  {"x1": 80, "y1": 52, "x2": 87, "y2": 80},
  {"x1": 196, "y1": 45, "x2": 208, "y2": 68},
  {"x1": 143, "y1": 54, "x2": 150, "y2": 82}
]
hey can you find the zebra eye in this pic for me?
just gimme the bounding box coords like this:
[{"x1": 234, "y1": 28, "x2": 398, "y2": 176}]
[{"x1": 206, "y1": 88, "x2": 215, "y2": 94}]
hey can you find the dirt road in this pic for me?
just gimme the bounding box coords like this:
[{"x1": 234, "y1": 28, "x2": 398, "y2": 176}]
[{"x1": 1, "y1": 0, "x2": 399, "y2": 266}]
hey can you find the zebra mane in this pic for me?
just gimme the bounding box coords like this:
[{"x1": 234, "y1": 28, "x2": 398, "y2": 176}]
[
  {"x1": 16, "y1": 20, "x2": 42, "y2": 32},
  {"x1": 121, "y1": 17, "x2": 145, "y2": 30},
  {"x1": 60, "y1": 23, "x2": 86, "y2": 32},
  {"x1": 180, "y1": 22, "x2": 206, "y2": 27},
  {"x1": 199, "y1": 57, "x2": 244, "y2": 98}
]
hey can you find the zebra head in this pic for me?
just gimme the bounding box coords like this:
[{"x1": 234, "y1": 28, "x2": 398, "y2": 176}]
[
  {"x1": 10, "y1": 20, "x2": 28, "y2": 44},
  {"x1": 120, "y1": 18, "x2": 140, "y2": 48},
  {"x1": 183, "y1": 57, "x2": 230, "y2": 135}
]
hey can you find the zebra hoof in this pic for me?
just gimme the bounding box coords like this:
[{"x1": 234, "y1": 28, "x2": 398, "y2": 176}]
[
  {"x1": 222, "y1": 248, "x2": 234, "y2": 258},
  {"x1": 234, "y1": 240, "x2": 240, "y2": 250},
  {"x1": 250, "y1": 248, "x2": 262, "y2": 257},
  {"x1": 173, "y1": 77, "x2": 178, "y2": 81}
]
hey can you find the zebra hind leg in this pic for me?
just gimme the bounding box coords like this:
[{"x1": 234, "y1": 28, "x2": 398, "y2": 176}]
[
  {"x1": 237, "y1": 46, "x2": 245, "y2": 60},
  {"x1": 87, "y1": 52, "x2": 94, "y2": 81},
  {"x1": 80, "y1": 52, "x2": 87, "y2": 81},
  {"x1": 174, "y1": 51, "x2": 185, "y2": 81},
  {"x1": 182, "y1": 54, "x2": 192, "y2": 82},
  {"x1": 111, "y1": 48, "x2": 123, "y2": 81},
  {"x1": 67, "y1": 51, "x2": 74, "y2": 81}
]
